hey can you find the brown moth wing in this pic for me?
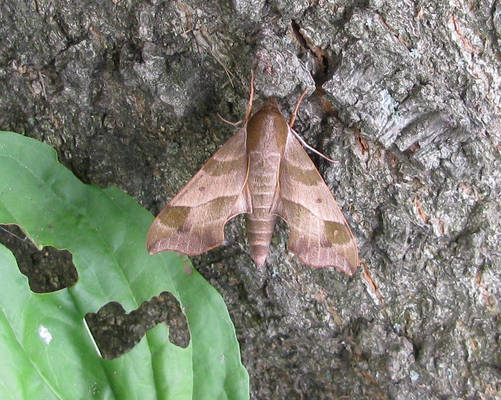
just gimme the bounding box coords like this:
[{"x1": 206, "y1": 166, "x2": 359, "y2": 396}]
[
  {"x1": 147, "y1": 128, "x2": 252, "y2": 256},
  {"x1": 274, "y1": 129, "x2": 359, "y2": 275}
]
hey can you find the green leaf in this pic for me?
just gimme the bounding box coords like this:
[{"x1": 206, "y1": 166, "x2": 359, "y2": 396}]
[{"x1": 0, "y1": 131, "x2": 249, "y2": 400}]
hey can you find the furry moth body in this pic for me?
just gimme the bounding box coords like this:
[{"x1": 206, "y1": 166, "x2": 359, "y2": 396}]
[{"x1": 147, "y1": 96, "x2": 359, "y2": 275}]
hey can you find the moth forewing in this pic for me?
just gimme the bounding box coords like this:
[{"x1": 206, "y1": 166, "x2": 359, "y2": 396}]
[
  {"x1": 273, "y1": 127, "x2": 359, "y2": 274},
  {"x1": 146, "y1": 127, "x2": 250, "y2": 256}
]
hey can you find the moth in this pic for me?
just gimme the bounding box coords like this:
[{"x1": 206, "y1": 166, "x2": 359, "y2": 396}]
[{"x1": 147, "y1": 82, "x2": 359, "y2": 275}]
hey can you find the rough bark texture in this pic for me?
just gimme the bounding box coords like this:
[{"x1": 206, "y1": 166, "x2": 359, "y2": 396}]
[{"x1": 1, "y1": 0, "x2": 500, "y2": 399}]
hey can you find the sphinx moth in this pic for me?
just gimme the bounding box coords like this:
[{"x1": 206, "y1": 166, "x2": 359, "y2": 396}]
[{"x1": 147, "y1": 85, "x2": 359, "y2": 275}]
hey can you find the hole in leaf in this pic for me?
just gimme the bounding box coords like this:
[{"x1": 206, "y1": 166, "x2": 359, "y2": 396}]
[
  {"x1": 163, "y1": 291, "x2": 190, "y2": 348},
  {"x1": 85, "y1": 291, "x2": 190, "y2": 360},
  {"x1": 0, "y1": 224, "x2": 78, "y2": 293}
]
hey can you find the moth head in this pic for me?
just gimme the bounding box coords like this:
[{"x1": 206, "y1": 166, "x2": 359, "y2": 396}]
[{"x1": 260, "y1": 97, "x2": 280, "y2": 113}]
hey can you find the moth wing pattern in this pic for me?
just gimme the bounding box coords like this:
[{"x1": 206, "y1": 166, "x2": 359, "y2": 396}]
[
  {"x1": 147, "y1": 128, "x2": 251, "y2": 255},
  {"x1": 274, "y1": 129, "x2": 359, "y2": 274}
]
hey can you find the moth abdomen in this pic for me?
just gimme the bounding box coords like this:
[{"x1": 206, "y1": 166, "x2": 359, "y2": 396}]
[{"x1": 246, "y1": 215, "x2": 276, "y2": 267}]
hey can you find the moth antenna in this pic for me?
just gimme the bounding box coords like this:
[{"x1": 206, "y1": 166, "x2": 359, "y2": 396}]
[
  {"x1": 244, "y1": 70, "x2": 255, "y2": 121},
  {"x1": 290, "y1": 128, "x2": 338, "y2": 163},
  {"x1": 289, "y1": 88, "x2": 308, "y2": 127},
  {"x1": 217, "y1": 113, "x2": 243, "y2": 127},
  {"x1": 217, "y1": 71, "x2": 255, "y2": 127}
]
